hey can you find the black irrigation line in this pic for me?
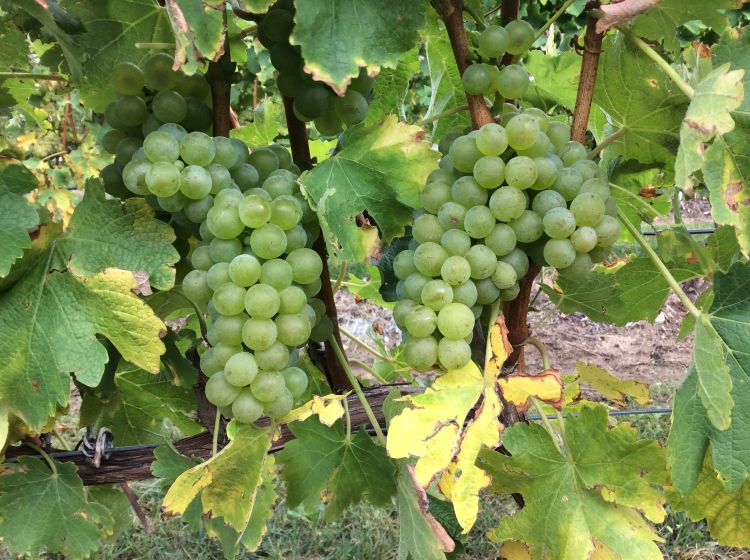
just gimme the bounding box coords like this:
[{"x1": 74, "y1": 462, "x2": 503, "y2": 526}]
[
  {"x1": 4, "y1": 407, "x2": 673, "y2": 465},
  {"x1": 641, "y1": 227, "x2": 716, "y2": 236}
]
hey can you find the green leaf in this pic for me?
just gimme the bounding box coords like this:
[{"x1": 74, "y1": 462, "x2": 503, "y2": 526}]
[
  {"x1": 668, "y1": 451, "x2": 750, "y2": 547},
  {"x1": 230, "y1": 99, "x2": 284, "y2": 148},
  {"x1": 152, "y1": 444, "x2": 202, "y2": 488},
  {"x1": 87, "y1": 485, "x2": 133, "y2": 542},
  {"x1": 364, "y1": 46, "x2": 420, "y2": 126},
  {"x1": 608, "y1": 160, "x2": 673, "y2": 227},
  {"x1": 0, "y1": 249, "x2": 166, "y2": 429},
  {"x1": 0, "y1": 24, "x2": 31, "y2": 72},
  {"x1": 524, "y1": 50, "x2": 581, "y2": 112},
  {"x1": 593, "y1": 33, "x2": 689, "y2": 165},
  {"x1": 0, "y1": 457, "x2": 114, "y2": 559},
  {"x1": 575, "y1": 361, "x2": 650, "y2": 406},
  {"x1": 668, "y1": 262, "x2": 750, "y2": 493},
  {"x1": 544, "y1": 255, "x2": 700, "y2": 326},
  {"x1": 61, "y1": 183, "x2": 179, "y2": 290},
  {"x1": 0, "y1": 163, "x2": 39, "y2": 195},
  {"x1": 343, "y1": 265, "x2": 394, "y2": 309},
  {"x1": 60, "y1": 0, "x2": 173, "y2": 111},
  {"x1": 291, "y1": 0, "x2": 427, "y2": 94},
  {"x1": 477, "y1": 406, "x2": 666, "y2": 560},
  {"x1": 0, "y1": 192, "x2": 39, "y2": 277},
  {"x1": 234, "y1": 0, "x2": 274, "y2": 13},
  {"x1": 170, "y1": 0, "x2": 224, "y2": 67},
  {"x1": 278, "y1": 416, "x2": 396, "y2": 519},
  {"x1": 300, "y1": 116, "x2": 439, "y2": 262},
  {"x1": 693, "y1": 318, "x2": 733, "y2": 430}
]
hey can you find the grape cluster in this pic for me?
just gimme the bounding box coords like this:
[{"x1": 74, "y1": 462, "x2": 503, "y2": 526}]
[
  {"x1": 258, "y1": 1, "x2": 375, "y2": 135},
  {"x1": 393, "y1": 112, "x2": 620, "y2": 373},
  {"x1": 461, "y1": 20, "x2": 536, "y2": 100}
]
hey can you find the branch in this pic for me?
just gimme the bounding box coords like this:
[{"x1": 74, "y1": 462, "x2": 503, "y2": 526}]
[
  {"x1": 571, "y1": 3, "x2": 605, "y2": 143},
  {"x1": 207, "y1": 12, "x2": 234, "y2": 137},
  {"x1": 594, "y1": 0, "x2": 660, "y2": 33}
]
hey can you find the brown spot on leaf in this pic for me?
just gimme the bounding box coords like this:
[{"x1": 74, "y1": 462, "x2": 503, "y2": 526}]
[
  {"x1": 639, "y1": 186, "x2": 657, "y2": 198},
  {"x1": 647, "y1": 78, "x2": 658, "y2": 88},
  {"x1": 32, "y1": 380, "x2": 40, "y2": 392},
  {"x1": 724, "y1": 182, "x2": 745, "y2": 211},
  {"x1": 373, "y1": 322, "x2": 384, "y2": 336},
  {"x1": 684, "y1": 118, "x2": 715, "y2": 137},
  {"x1": 692, "y1": 42, "x2": 711, "y2": 58}
]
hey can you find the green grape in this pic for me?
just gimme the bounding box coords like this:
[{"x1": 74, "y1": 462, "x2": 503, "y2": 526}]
[
  {"x1": 438, "y1": 338, "x2": 472, "y2": 370},
  {"x1": 421, "y1": 181, "x2": 452, "y2": 214},
  {"x1": 334, "y1": 90, "x2": 368, "y2": 125},
  {"x1": 269, "y1": 195, "x2": 302, "y2": 230},
  {"x1": 464, "y1": 206, "x2": 496, "y2": 239},
  {"x1": 283, "y1": 367, "x2": 308, "y2": 399},
  {"x1": 152, "y1": 90, "x2": 187, "y2": 123},
  {"x1": 206, "y1": 163, "x2": 232, "y2": 194},
  {"x1": 270, "y1": 43, "x2": 301, "y2": 74},
  {"x1": 505, "y1": 156, "x2": 538, "y2": 190},
  {"x1": 122, "y1": 159, "x2": 151, "y2": 195},
  {"x1": 232, "y1": 163, "x2": 261, "y2": 191},
  {"x1": 543, "y1": 239, "x2": 577, "y2": 269},
  {"x1": 285, "y1": 225, "x2": 307, "y2": 252},
  {"x1": 542, "y1": 207, "x2": 577, "y2": 239},
  {"x1": 421, "y1": 279, "x2": 454, "y2": 311},
  {"x1": 531, "y1": 157, "x2": 559, "y2": 190},
  {"x1": 449, "y1": 135, "x2": 483, "y2": 173},
  {"x1": 205, "y1": 372, "x2": 241, "y2": 407},
  {"x1": 182, "y1": 269, "x2": 211, "y2": 304},
  {"x1": 465, "y1": 244, "x2": 496, "y2": 280},
  {"x1": 501, "y1": 283, "x2": 520, "y2": 301},
  {"x1": 478, "y1": 25, "x2": 509, "y2": 58},
  {"x1": 275, "y1": 313, "x2": 312, "y2": 346},
  {"x1": 112, "y1": 62, "x2": 145, "y2": 96},
  {"x1": 142, "y1": 130, "x2": 179, "y2": 163},
  {"x1": 517, "y1": 132, "x2": 554, "y2": 159},
  {"x1": 184, "y1": 195, "x2": 214, "y2": 223},
  {"x1": 500, "y1": 247, "x2": 530, "y2": 279},
  {"x1": 245, "y1": 284, "x2": 280, "y2": 319},
  {"x1": 286, "y1": 248, "x2": 323, "y2": 284},
  {"x1": 178, "y1": 165, "x2": 211, "y2": 199},
  {"x1": 200, "y1": 348, "x2": 222, "y2": 376},
  {"x1": 551, "y1": 167, "x2": 583, "y2": 201},
  {"x1": 190, "y1": 245, "x2": 214, "y2": 272},
  {"x1": 404, "y1": 272, "x2": 430, "y2": 303},
  {"x1": 452, "y1": 280, "x2": 478, "y2": 307},
  {"x1": 238, "y1": 194, "x2": 272, "y2": 228},
  {"x1": 232, "y1": 389, "x2": 264, "y2": 423},
  {"x1": 428, "y1": 168, "x2": 456, "y2": 184},
  {"x1": 489, "y1": 186, "x2": 526, "y2": 223},
  {"x1": 438, "y1": 155, "x2": 454, "y2": 171},
  {"x1": 588, "y1": 245, "x2": 611, "y2": 263},
  {"x1": 209, "y1": 237, "x2": 242, "y2": 263},
  {"x1": 473, "y1": 156, "x2": 505, "y2": 189},
  {"x1": 229, "y1": 254, "x2": 262, "y2": 287},
  {"x1": 263, "y1": 174, "x2": 295, "y2": 198},
  {"x1": 349, "y1": 67, "x2": 375, "y2": 94},
  {"x1": 277, "y1": 69, "x2": 307, "y2": 97},
  {"x1": 491, "y1": 261, "x2": 517, "y2": 289},
  {"x1": 484, "y1": 223, "x2": 516, "y2": 256},
  {"x1": 414, "y1": 242, "x2": 449, "y2": 277},
  {"x1": 394, "y1": 250, "x2": 417, "y2": 280},
  {"x1": 405, "y1": 305, "x2": 438, "y2": 337},
  {"x1": 475, "y1": 278, "x2": 501, "y2": 305},
  {"x1": 180, "y1": 131, "x2": 216, "y2": 167},
  {"x1": 531, "y1": 189, "x2": 566, "y2": 216},
  {"x1": 523, "y1": 108, "x2": 549, "y2": 132},
  {"x1": 224, "y1": 352, "x2": 259, "y2": 387},
  {"x1": 255, "y1": 341, "x2": 290, "y2": 371},
  {"x1": 558, "y1": 141, "x2": 588, "y2": 166},
  {"x1": 440, "y1": 255, "x2": 472, "y2": 286},
  {"x1": 100, "y1": 164, "x2": 129, "y2": 198},
  {"x1": 145, "y1": 161, "x2": 181, "y2": 197},
  {"x1": 278, "y1": 286, "x2": 307, "y2": 314},
  {"x1": 570, "y1": 226, "x2": 598, "y2": 253},
  {"x1": 294, "y1": 86, "x2": 332, "y2": 120},
  {"x1": 570, "y1": 192, "x2": 605, "y2": 227},
  {"x1": 207, "y1": 262, "x2": 231, "y2": 291},
  {"x1": 504, "y1": 19, "x2": 535, "y2": 55},
  {"x1": 437, "y1": 302, "x2": 475, "y2": 339},
  {"x1": 546, "y1": 121, "x2": 571, "y2": 151},
  {"x1": 593, "y1": 215, "x2": 620, "y2": 247},
  {"x1": 248, "y1": 148, "x2": 280, "y2": 178},
  {"x1": 104, "y1": 102, "x2": 127, "y2": 130},
  {"x1": 301, "y1": 277, "x2": 322, "y2": 297},
  {"x1": 115, "y1": 137, "x2": 143, "y2": 166},
  {"x1": 404, "y1": 336, "x2": 439, "y2": 371},
  {"x1": 212, "y1": 284, "x2": 247, "y2": 316},
  {"x1": 475, "y1": 123, "x2": 509, "y2": 156},
  {"x1": 413, "y1": 214, "x2": 445, "y2": 244},
  {"x1": 441, "y1": 229, "x2": 471, "y2": 256},
  {"x1": 143, "y1": 52, "x2": 179, "y2": 91},
  {"x1": 506, "y1": 114, "x2": 540, "y2": 151},
  {"x1": 115, "y1": 95, "x2": 148, "y2": 126},
  {"x1": 214, "y1": 313, "x2": 248, "y2": 346},
  {"x1": 494, "y1": 64, "x2": 530, "y2": 100},
  {"x1": 265, "y1": 389, "x2": 294, "y2": 419},
  {"x1": 393, "y1": 299, "x2": 418, "y2": 328},
  {"x1": 199, "y1": 221, "x2": 215, "y2": 242},
  {"x1": 250, "y1": 371, "x2": 285, "y2": 403},
  {"x1": 260, "y1": 259, "x2": 293, "y2": 291},
  {"x1": 102, "y1": 129, "x2": 126, "y2": 154},
  {"x1": 159, "y1": 193, "x2": 189, "y2": 214},
  {"x1": 315, "y1": 109, "x2": 343, "y2": 136},
  {"x1": 452, "y1": 176, "x2": 489, "y2": 207},
  {"x1": 212, "y1": 343, "x2": 242, "y2": 368},
  {"x1": 510, "y1": 210, "x2": 544, "y2": 243},
  {"x1": 181, "y1": 96, "x2": 213, "y2": 132},
  {"x1": 462, "y1": 63, "x2": 492, "y2": 95},
  {"x1": 213, "y1": 136, "x2": 239, "y2": 169},
  {"x1": 207, "y1": 207, "x2": 245, "y2": 240},
  {"x1": 230, "y1": 138, "x2": 249, "y2": 170},
  {"x1": 437, "y1": 201, "x2": 467, "y2": 231},
  {"x1": 175, "y1": 73, "x2": 210, "y2": 99},
  {"x1": 558, "y1": 252, "x2": 593, "y2": 281},
  {"x1": 250, "y1": 223, "x2": 287, "y2": 259},
  {"x1": 579, "y1": 178, "x2": 610, "y2": 202},
  {"x1": 242, "y1": 318, "x2": 277, "y2": 351},
  {"x1": 571, "y1": 159, "x2": 600, "y2": 182}
]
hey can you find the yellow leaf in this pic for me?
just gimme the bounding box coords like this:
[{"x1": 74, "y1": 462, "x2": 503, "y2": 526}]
[
  {"x1": 280, "y1": 393, "x2": 347, "y2": 426},
  {"x1": 499, "y1": 540, "x2": 531, "y2": 559},
  {"x1": 498, "y1": 370, "x2": 565, "y2": 413},
  {"x1": 575, "y1": 361, "x2": 651, "y2": 406},
  {"x1": 485, "y1": 314, "x2": 513, "y2": 378}
]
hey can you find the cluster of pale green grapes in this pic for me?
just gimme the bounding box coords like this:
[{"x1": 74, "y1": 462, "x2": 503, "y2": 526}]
[
  {"x1": 258, "y1": 0, "x2": 375, "y2": 135},
  {"x1": 462, "y1": 20, "x2": 536, "y2": 100},
  {"x1": 392, "y1": 111, "x2": 620, "y2": 372}
]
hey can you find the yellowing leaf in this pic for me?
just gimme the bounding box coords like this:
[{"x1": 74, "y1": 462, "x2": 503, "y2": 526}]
[
  {"x1": 499, "y1": 540, "x2": 531, "y2": 560},
  {"x1": 498, "y1": 370, "x2": 565, "y2": 412},
  {"x1": 575, "y1": 361, "x2": 651, "y2": 406},
  {"x1": 280, "y1": 393, "x2": 347, "y2": 426},
  {"x1": 485, "y1": 314, "x2": 513, "y2": 378}
]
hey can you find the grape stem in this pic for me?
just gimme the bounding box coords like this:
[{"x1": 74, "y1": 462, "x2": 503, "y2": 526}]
[
  {"x1": 338, "y1": 326, "x2": 392, "y2": 363},
  {"x1": 343, "y1": 397, "x2": 352, "y2": 442},
  {"x1": 331, "y1": 260, "x2": 347, "y2": 293},
  {"x1": 53, "y1": 428, "x2": 71, "y2": 451},
  {"x1": 533, "y1": 0, "x2": 578, "y2": 42},
  {"x1": 416, "y1": 104, "x2": 469, "y2": 127},
  {"x1": 522, "y1": 336, "x2": 551, "y2": 370},
  {"x1": 211, "y1": 409, "x2": 221, "y2": 457},
  {"x1": 617, "y1": 208, "x2": 701, "y2": 318},
  {"x1": 134, "y1": 42, "x2": 175, "y2": 49},
  {"x1": 23, "y1": 442, "x2": 57, "y2": 475},
  {"x1": 672, "y1": 189, "x2": 715, "y2": 276},
  {"x1": 618, "y1": 26, "x2": 695, "y2": 99},
  {"x1": 350, "y1": 359, "x2": 390, "y2": 385},
  {"x1": 330, "y1": 338, "x2": 387, "y2": 445},
  {"x1": 587, "y1": 127, "x2": 626, "y2": 159},
  {"x1": 0, "y1": 72, "x2": 67, "y2": 81}
]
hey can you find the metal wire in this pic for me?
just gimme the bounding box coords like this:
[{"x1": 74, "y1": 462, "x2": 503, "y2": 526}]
[{"x1": 641, "y1": 227, "x2": 715, "y2": 236}]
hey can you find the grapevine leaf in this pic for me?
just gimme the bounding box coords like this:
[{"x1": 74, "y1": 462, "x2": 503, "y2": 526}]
[
  {"x1": 364, "y1": 45, "x2": 420, "y2": 126},
  {"x1": 0, "y1": 401, "x2": 8, "y2": 450},
  {"x1": 421, "y1": 12, "x2": 471, "y2": 140},
  {"x1": 60, "y1": 0, "x2": 173, "y2": 111},
  {"x1": 0, "y1": 192, "x2": 39, "y2": 278},
  {"x1": 300, "y1": 116, "x2": 439, "y2": 262},
  {"x1": 544, "y1": 255, "x2": 700, "y2": 326},
  {"x1": 0, "y1": 24, "x2": 31, "y2": 72},
  {"x1": 151, "y1": 444, "x2": 201, "y2": 489},
  {"x1": 668, "y1": 262, "x2": 750, "y2": 492},
  {"x1": 0, "y1": 250, "x2": 166, "y2": 430},
  {"x1": 497, "y1": 370, "x2": 565, "y2": 413},
  {"x1": 234, "y1": 0, "x2": 274, "y2": 13},
  {"x1": 230, "y1": 99, "x2": 284, "y2": 147},
  {"x1": 0, "y1": 163, "x2": 39, "y2": 195},
  {"x1": 163, "y1": 422, "x2": 273, "y2": 532},
  {"x1": 0, "y1": 457, "x2": 114, "y2": 559},
  {"x1": 280, "y1": 393, "x2": 346, "y2": 426},
  {"x1": 477, "y1": 406, "x2": 667, "y2": 560},
  {"x1": 575, "y1": 361, "x2": 650, "y2": 406},
  {"x1": 693, "y1": 319, "x2": 733, "y2": 430},
  {"x1": 87, "y1": 485, "x2": 134, "y2": 542},
  {"x1": 593, "y1": 34, "x2": 688, "y2": 165},
  {"x1": 278, "y1": 417, "x2": 396, "y2": 519},
  {"x1": 60, "y1": 183, "x2": 179, "y2": 291},
  {"x1": 608, "y1": 160, "x2": 674, "y2": 227},
  {"x1": 343, "y1": 265, "x2": 394, "y2": 309},
  {"x1": 169, "y1": 0, "x2": 224, "y2": 65},
  {"x1": 396, "y1": 464, "x2": 451, "y2": 560},
  {"x1": 291, "y1": 0, "x2": 427, "y2": 94},
  {"x1": 668, "y1": 451, "x2": 750, "y2": 547},
  {"x1": 675, "y1": 64, "x2": 744, "y2": 189},
  {"x1": 524, "y1": 50, "x2": 582, "y2": 112},
  {"x1": 80, "y1": 358, "x2": 202, "y2": 445}
]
